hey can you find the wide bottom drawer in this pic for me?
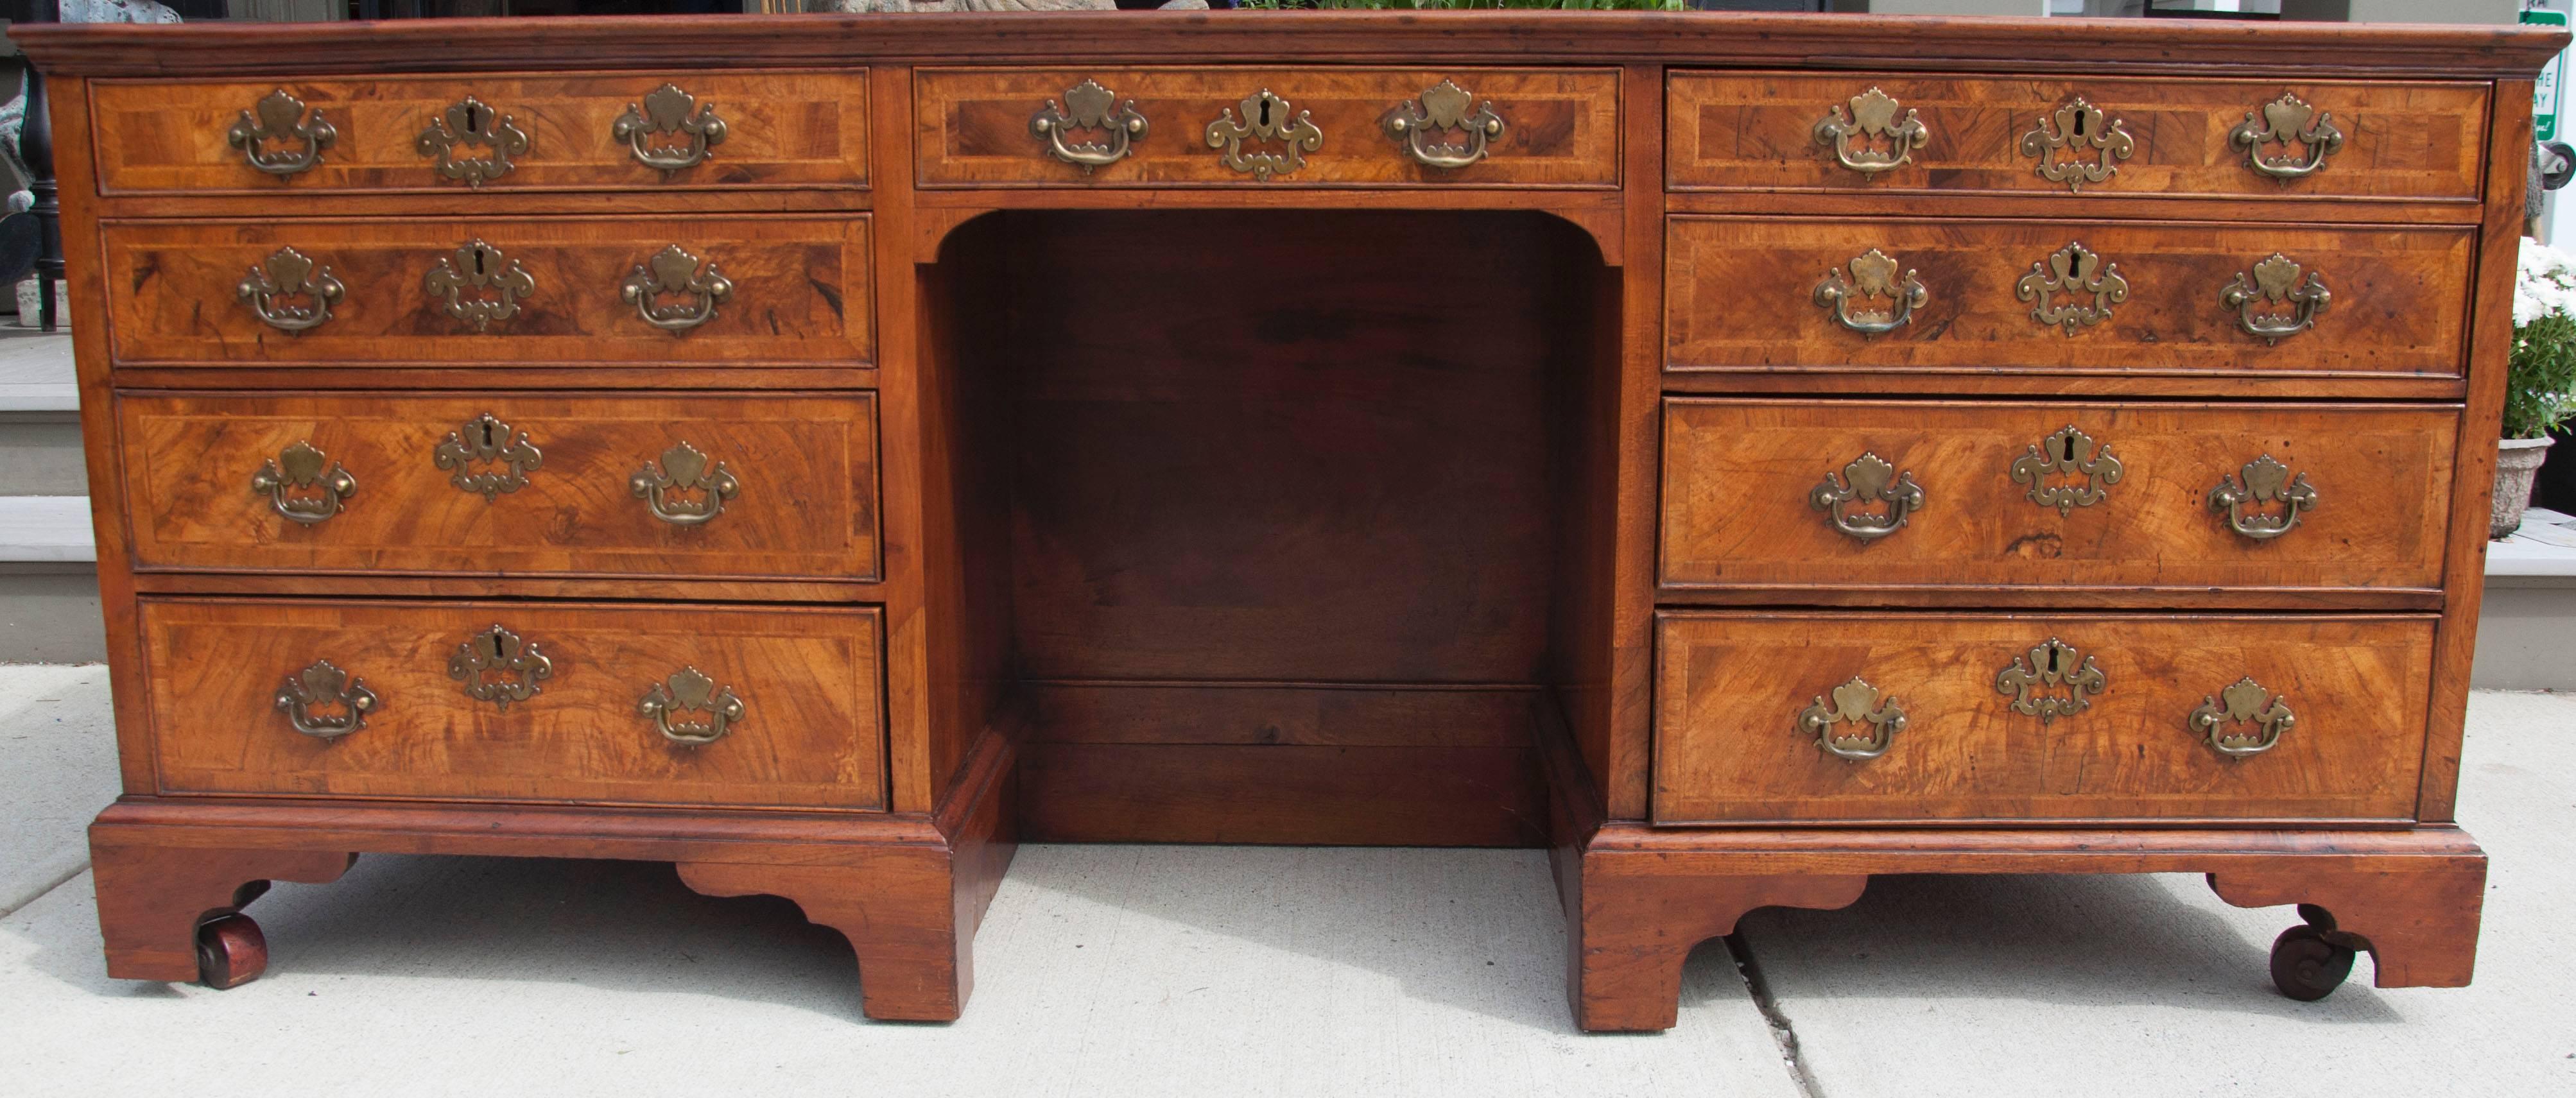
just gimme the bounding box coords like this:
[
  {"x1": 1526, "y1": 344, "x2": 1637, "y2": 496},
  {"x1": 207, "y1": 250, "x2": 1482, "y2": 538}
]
[
  {"x1": 1654, "y1": 612, "x2": 2433, "y2": 825},
  {"x1": 143, "y1": 599, "x2": 885, "y2": 810}
]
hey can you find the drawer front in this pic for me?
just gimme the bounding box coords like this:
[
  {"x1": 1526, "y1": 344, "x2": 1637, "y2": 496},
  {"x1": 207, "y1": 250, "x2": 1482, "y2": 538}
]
[
  {"x1": 915, "y1": 67, "x2": 1619, "y2": 187},
  {"x1": 1668, "y1": 73, "x2": 2487, "y2": 201},
  {"x1": 1666, "y1": 217, "x2": 2471, "y2": 379},
  {"x1": 1659, "y1": 400, "x2": 2455, "y2": 595},
  {"x1": 1654, "y1": 612, "x2": 2434, "y2": 825},
  {"x1": 103, "y1": 215, "x2": 871, "y2": 368},
  {"x1": 143, "y1": 599, "x2": 886, "y2": 810},
  {"x1": 92, "y1": 71, "x2": 869, "y2": 194},
  {"x1": 121, "y1": 393, "x2": 879, "y2": 581}
]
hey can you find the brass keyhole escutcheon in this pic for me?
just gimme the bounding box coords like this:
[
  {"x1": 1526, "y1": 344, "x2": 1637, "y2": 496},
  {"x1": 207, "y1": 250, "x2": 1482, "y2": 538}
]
[
  {"x1": 1206, "y1": 88, "x2": 1323, "y2": 182},
  {"x1": 449, "y1": 623, "x2": 553, "y2": 711},
  {"x1": 433, "y1": 413, "x2": 543, "y2": 501}
]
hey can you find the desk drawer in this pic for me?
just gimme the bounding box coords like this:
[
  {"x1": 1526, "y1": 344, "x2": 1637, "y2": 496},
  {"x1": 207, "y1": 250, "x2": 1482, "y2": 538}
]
[
  {"x1": 1667, "y1": 73, "x2": 2486, "y2": 201},
  {"x1": 120, "y1": 392, "x2": 879, "y2": 581},
  {"x1": 102, "y1": 215, "x2": 872, "y2": 368},
  {"x1": 914, "y1": 67, "x2": 1618, "y2": 187},
  {"x1": 143, "y1": 599, "x2": 886, "y2": 811},
  {"x1": 1653, "y1": 612, "x2": 2433, "y2": 825},
  {"x1": 1665, "y1": 216, "x2": 2471, "y2": 381},
  {"x1": 92, "y1": 71, "x2": 870, "y2": 194},
  {"x1": 1658, "y1": 400, "x2": 2454, "y2": 597}
]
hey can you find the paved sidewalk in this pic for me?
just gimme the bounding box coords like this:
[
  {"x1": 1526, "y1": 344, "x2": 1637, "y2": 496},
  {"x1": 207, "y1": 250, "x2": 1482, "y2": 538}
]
[{"x1": 0, "y1": 665, "x2": 2568, "y2": 1096}]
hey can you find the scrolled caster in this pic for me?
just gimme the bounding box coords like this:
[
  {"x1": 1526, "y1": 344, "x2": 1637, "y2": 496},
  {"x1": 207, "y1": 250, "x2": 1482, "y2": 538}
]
[{"x1": 2269, "y1": 903, "x2": 2359, "y2": 1002}]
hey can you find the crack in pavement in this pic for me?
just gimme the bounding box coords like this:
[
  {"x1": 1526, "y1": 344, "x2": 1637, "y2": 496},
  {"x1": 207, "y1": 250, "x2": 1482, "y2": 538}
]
[{"x1": 1727, "y1": 931, "x2": 1826, "y2": 1098}]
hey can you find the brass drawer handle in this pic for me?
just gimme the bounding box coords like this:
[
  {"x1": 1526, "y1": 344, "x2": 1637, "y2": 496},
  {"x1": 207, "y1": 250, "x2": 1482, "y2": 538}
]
[
  {"x1": 2190, "y1": 676, "x2": 2294, "y2": 758},
  {"x1": 238, "y1": 246, "x2": 345, "y2": 333},
  {"x1": 433, "y1": 413, "x2": 543, "y2": 501},
  {"x1": 2231, "y1": 91, "x2": 2342, "y2": 180},
  {"x1": 632, "y1": 441, "x2": 740, "y2": 526},
  {"x1": 425, "y1": 239, "x2": 538, "y2": 332},
  {"x1": 2009, "y1": 425, "x2": 2122, "y2": 515},
  {"x1": 449, "y1": 623, "x2": 551, "y2": 711},
  {"x1": 1207, "y1": 88, "x2": 1322, "y2": 182},
  {"x1": 417, "y1": 96, "x2": 529, "y2": 187},
  {"x1": 275, "y1": 659, "x2": 378, "y2": 739},
  {"x1": 1810, "y1": 452, "x2": 1923, "y2": 542},
  {"x1": 1811, "y1": 87, "x2": 1926, "y2": 176},
  {"x1": 1995, "y1": 637, "x2": 2106, "y2": 725},
  {"x1": 1031, "y1": 78, "x2": 1148, "y2": 172},
  {"x1": 614, "y1": 83, "x2": 726, "y2": 175},
  {"x1": 1814, "y1": 249, "x2": 1925, "y2": 336},
  {"x1": 640, "y1": 666, "x2": 746, "y2": 746},
  {"x1": 621, "y1": 245, "x2": 732, "y2": 332},
  {"x1": 1799, "y1": 676, "x2": 1906, "y2": 760},
  {"x1": 2222, "y1": 253, "x2": 2330, "y2": 345},
  {"x1": 227, "y1": 89, "x2": 335, "y2": 177},
  {"x1": 2016, "y1": 241, "x2": 2127, "y2": 335},
  {"x1": 1385, "y1": 79, "x2": 1504, "y2": 170},
  {"x1": 2019, "y1": 97, "x2": 2132, "y2": 193},
  {"x1": 250, "y1": 440, "x2": 357, "y2": 526},
  {"x1": 2209, "y1": 454, "x2": 2317, "y2": 540}
]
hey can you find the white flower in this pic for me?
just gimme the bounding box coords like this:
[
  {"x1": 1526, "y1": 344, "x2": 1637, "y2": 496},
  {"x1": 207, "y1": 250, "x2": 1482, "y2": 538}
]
[{"x1": 2518, "y1": 236, "x2": 2576, "y2": 327}]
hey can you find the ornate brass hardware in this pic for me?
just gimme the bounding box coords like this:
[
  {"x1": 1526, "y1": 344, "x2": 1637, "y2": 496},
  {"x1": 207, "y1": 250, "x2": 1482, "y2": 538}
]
[
  {"x1": 449, "y1": 624, "x2": 551, "y2": 711},
  {"x1": 2231, "y1": 91, "x2": 2343, "y2": 180},
  {"x1": 416, "y1": 96, "x2": 530, "y2": 187},
  {"x1": 2189, "y1": 676, "x2": 2295, "y2": 758},
  {"x1": 1383, "y1": 79, "x2": 1505, "y2": 170},
  {"x1": 236, "y1": 246, "x2": 345, "y2": 333},
  {"x1": 1994, "y1": 637, "x2": 2107, "y2": 726},
  {"x1": 1206, "y1": 89, "x2": 1323, "y2": 182},
  {"x1": 639, "y1": 666, "x2": 746, "y2": 746},
  {"x1": 631, "y1": 440, "x2": 740, "y2": 526},
  {"x1": 273, "y1": 659, "x2": 377, "y2": 739},
  {"x1": 433, "y1": 413, "x2": 543, "y2": 501},
  {"x1": 1813, "y1": 248, "x2": 1926, "y2": 336},
  {"x1": 1811, "y1": 87, "x2": 1927, "y2": 176},
  {"x1": 250, "y1": 440, "x2": 357, "y2": 526},
  {"x1": 1810, "y1": 452, "x2": 1924, "y2": 542},
  {"x1": 613, "y1": 82, "x2": 727, "y2": 175},
  {"x1": 1798, "y1": 676, "x2": 1907, "y2": 760},
  {"x1": 2209, "y1": 454, "x2": 2318, "y2": 541},
  {"x1": 1030, "y1": 78, "x2": 1148, "y2": 172},
  {"x1": 2221, "y1": 253, "x2": 2331, "y2": 345},
  {"x1": 424, "y1": 239, "x2": 538, "y2": 332},
  {"x1": 226, "y1": 89, "x2": 336, "y2": 177},
  {"x1": 2018, "y1": 97, "x2": 2132, "y2": 193},
  {"x1": 619, "y1": 244, "x2": 732, "y2": 333},
  {"x1": 2009, "y1": 425, "x2": 2123, "y2": 515},
  {"x1": 2015, "y1": 241, "x2": 2128, "y2": 335}
]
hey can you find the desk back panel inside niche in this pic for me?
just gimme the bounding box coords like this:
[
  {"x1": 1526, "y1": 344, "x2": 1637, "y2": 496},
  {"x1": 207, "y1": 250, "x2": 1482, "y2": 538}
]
[{"x1": 933, "y1": 209, "x2": 1614, "y2": 846}]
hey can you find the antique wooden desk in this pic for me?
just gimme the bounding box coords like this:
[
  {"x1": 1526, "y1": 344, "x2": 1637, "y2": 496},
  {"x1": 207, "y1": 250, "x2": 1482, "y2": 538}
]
[{"x1": 17, "y1": 11, "x2": 2561, "y2": 1031}]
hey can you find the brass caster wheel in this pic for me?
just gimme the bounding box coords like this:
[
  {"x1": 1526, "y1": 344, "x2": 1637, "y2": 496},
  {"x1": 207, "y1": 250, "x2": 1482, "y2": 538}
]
[
  {"x1": 195, "y1": 913, "x2": 269, "y2": 990},
  {"x1": 2269, "y1": 923, "x2": 2355, "y2": 1002}
]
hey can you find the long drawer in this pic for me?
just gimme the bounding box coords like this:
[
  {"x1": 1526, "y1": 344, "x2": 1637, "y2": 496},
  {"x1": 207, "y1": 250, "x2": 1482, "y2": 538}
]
[
  {"x1": 143, "y1": 599, "x2": 886, "y2": 810},
  {"x1": 101, "y1": 215, "x2": 872, "y2": 368},
  {"x1": 1653, "y1": 612, "x2": 2435, "y2": 825},
  {"x1": 1664, "y1": 216, "x2": 2472, "y2": 381},
  {"x1": 1667, "y1": 73, "x2": 2488, "y2": 202},
  {"x1": 914, "y1": 67, "x2": 1620, "y2": 187},
  {"x1": 91, "y1": 71, "x2": 871, "y2": 194},
  {"x1": 119, "y1": 392, "x2": 879, "y2": 581},
  {"x1": 1658, "y1": 400, "x2": 2455, "y2": 597}
]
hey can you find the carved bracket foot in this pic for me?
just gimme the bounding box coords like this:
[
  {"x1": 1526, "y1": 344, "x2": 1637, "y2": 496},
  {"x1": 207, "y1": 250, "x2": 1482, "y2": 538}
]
[
  {"x1": 1569, "y1": 859, "x2": 1869, "y2": 1033},
  {"x1": 2208, "y1": 859, "x2": 2486, "y2": 999},
  {"x1": 89, "y1": 838, "x2": 356, "y2": 986},
  {"x1": 677, "y1": 855, "x2": 970, "y2": 1022}
]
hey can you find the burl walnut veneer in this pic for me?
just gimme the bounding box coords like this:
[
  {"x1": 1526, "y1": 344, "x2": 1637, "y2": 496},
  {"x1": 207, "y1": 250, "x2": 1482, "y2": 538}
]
[{"x1": 15, "y1": 10, "x2": 2561, "y2": 1030}]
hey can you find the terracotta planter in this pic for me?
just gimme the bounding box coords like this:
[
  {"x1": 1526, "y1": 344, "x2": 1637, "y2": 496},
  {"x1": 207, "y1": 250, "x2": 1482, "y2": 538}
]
[{"x1": 2493, "y1": 435, "x2": 2556, "y2": 539}]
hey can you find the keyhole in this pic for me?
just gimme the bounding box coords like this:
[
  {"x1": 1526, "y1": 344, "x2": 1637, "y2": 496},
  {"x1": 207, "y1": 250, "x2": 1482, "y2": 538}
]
[
  {"x1": 477, "y1": 420, "x2": 497, "y2": 447},
  {"x1": 2071, "y1": 111, "x2": 2088, "y2": 138},
  {"x1": 1258, "y1": 96, "x2": 1273, "y2": 127},
  {"x1": 471, "y1": 248, "x2": 488, "y2": 279},
  {"x1": 2045, "y1": 646, "x2": 2062, "y2": 674}
]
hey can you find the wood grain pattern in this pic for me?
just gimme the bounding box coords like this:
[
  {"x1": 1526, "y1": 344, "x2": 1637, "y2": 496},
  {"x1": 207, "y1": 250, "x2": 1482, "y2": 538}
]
[
  {"x1": 1666, "y1": 216, "x2": 2471, "y2": 379},
  {"x1": 1654, "y1": 612, "x2": 2435, "y2": 825},
  {"x1": 1659, "y1": 400, "x2": 2456, "y2": 595},
  {"x1": 1668, "y1": 73, "x2": 2487, "y2": 201},
  {"x1": 102, "y1": 214, "x2": 871, "y2": 367},
  {"x1": 141, "y1": 599, "x2": 886, "y2": 810},
  {"x1": 120, "y1": 391, "x2": 878, "y2": 581},
  {"x1": 91, "y1": 70, "x2": 869, "y2": 194},
  {"x1": 915, "y1": 67, "x2": 1618, "y2": 188}
]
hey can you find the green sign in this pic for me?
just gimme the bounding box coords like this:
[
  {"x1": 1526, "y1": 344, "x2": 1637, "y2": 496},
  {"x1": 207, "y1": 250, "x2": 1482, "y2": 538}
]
[{"x1": 2530, "y1": 8, "x2": 2568, "y2": 142}]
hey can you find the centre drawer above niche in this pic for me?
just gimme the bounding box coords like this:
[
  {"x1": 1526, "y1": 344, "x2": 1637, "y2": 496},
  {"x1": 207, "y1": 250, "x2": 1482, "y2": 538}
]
[
  {"x1": 102, "y1": 216, "x2": 872, "y2": 368},
  {"x1": 1665, "y1": 217, "x2": 2469, "y2": 382},
  {"x1": 119, "y1": 393, "x2": 879, "y2": 581}
]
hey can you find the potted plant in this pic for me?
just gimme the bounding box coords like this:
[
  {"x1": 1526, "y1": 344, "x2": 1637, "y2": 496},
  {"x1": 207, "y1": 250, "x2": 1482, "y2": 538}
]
[{"x1": 2502, "y1": 237, "x2": 2576, "y2": 538}]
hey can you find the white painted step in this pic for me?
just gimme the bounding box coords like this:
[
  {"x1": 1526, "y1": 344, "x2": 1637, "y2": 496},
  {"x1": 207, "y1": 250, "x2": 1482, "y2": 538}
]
[{"x1": 0, "y1": 496, "x2": 94, "y2": 563}]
